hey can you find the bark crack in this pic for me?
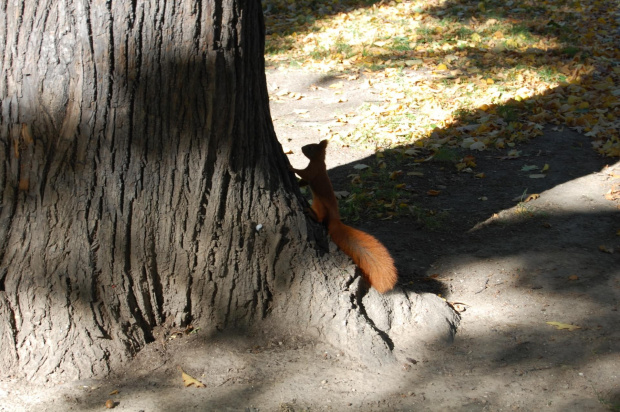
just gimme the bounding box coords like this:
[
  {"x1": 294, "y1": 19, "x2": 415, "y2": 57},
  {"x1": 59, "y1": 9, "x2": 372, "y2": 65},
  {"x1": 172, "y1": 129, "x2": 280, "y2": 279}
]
[
  {"x1": 82, "y1": 1, "x2": 98, "y2": 105},
  {"x1": 353, "y1": 288, "x2": 395, "y2": 351},
  {"x1": 193, "y1": 0, "x2": 202, "y2": 52},
  {"x1": 104, "y1": 0, "x2": 114, "y2": 124}
]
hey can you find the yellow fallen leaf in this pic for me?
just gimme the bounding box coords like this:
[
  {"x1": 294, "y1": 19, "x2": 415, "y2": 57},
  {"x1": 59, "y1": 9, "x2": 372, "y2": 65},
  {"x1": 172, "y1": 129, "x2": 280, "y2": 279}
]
[
  {"x1": 525, "y1": 194, "x2": 540, "y2": 202},
  {"x1": 568, "y1": 275, "x2": 579, "y2": 281},
  {"x1": 427, "y1": 190, "x2": 441, "y2": 196},
  {"x1": 541, "y1": 164, "x2": 550, "y2": 173},
  {"x1": 179, "y1": 367, "x2": 206, "y2": 388},
  {"x1": 436, "y1": 63, "x2": 448, "y2": 71},
  {"x1": 546, "y1": 322, "x2": 581, "y2": 331}
]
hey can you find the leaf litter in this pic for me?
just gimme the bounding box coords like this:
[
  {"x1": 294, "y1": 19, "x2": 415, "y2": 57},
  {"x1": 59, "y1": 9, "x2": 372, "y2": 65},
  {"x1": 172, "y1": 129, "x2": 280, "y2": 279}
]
[{"x1": 264, "y1": 0, "x2": 620, "y2": 157}]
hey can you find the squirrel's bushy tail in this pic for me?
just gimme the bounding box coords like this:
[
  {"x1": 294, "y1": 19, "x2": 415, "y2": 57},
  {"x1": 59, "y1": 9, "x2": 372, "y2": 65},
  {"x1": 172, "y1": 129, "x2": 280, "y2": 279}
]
[{"x1": 328, "y1": 220, "x2": 397, "y2": 293}]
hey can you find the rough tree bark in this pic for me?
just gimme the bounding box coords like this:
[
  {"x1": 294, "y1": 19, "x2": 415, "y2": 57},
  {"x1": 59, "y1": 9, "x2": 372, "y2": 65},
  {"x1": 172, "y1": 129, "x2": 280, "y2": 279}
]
[{"x1": 0, "y1": 0, "x2": 459, "y2": 383}]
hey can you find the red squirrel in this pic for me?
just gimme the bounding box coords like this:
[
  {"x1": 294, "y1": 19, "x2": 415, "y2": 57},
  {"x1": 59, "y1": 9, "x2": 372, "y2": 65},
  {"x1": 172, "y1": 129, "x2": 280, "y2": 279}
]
[{"x1": 290, "y1": 140, "x2": 398, "y2": 293}]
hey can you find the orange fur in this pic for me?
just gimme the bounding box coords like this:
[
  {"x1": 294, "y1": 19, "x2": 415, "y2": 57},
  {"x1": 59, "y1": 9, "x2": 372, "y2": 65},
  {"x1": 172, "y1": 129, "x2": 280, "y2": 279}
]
[{"x1": 290, "y1": 140, "x2": 397, "y2": 293}]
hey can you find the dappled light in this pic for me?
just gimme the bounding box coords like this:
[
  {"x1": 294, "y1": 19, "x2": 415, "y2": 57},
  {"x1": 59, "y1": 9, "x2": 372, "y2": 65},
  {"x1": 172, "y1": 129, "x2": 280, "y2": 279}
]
[
  {"x1": 263, "y1": 0, "x2": 619, "y2": 156},
  {"x1": 261, "y1": 1, "x2": 620, "y2": 410},
  {"x1": 1, "y1": 0, "x2": 618, "y2": 410}
]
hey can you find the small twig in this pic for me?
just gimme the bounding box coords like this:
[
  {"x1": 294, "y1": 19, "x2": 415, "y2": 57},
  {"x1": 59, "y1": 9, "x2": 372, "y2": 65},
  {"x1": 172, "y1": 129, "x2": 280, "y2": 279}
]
[
  {"x1": 475, "y1": 279, "x2": 489, "y2": 294},
  {"x1": 218, "y1": 377, "x2": 234, "y2": 386}
]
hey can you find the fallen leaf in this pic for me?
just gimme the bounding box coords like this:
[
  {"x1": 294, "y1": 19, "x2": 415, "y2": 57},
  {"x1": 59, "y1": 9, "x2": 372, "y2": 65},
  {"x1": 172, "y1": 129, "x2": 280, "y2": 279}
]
[
  {"x1": 427, "y1": 190, "x2": 441, "y2": 196},
  {"x1": 521, "y1": 165, "x2": 538, "y2": 172},
  {"x1": 546, "y1": 321, "x2": 581, "y2": 331},
  {"x1": 353, "y1": 164, "x2": 370, "y2": 170},
  {"x1": 541, "y1": 163, "x2": 550, "y2": 173},
  {"x1": 405, "y1": 59, "x2": 423, "y2": 66},
  {"x1": 179, "y1": 367, "x2": 206, "y2": 388},
  {"x1": 599, "y1": 245, "x2": 614, "y2": 254},
  {"x1": 568, "y1": 275, "x2": 579, "y2": 280},
  {"x1": 525, "y1": 194, "x2": 540, "y2": 202},
  {"x1": 451, "y1": 302, "x2": 467, "y2": 312}
]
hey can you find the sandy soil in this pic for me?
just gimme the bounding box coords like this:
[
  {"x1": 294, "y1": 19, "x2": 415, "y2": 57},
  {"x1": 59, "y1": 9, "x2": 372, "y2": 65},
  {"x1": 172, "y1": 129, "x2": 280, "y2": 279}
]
[{"x1": 1, "y1": 69, "x2": 619, "y2": 412}]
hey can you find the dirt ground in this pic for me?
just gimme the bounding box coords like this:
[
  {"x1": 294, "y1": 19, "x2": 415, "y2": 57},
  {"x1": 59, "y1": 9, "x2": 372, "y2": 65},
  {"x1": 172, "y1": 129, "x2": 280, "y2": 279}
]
[{"x1": 1, "y1": 69, "x2": 619, "y2": 412}]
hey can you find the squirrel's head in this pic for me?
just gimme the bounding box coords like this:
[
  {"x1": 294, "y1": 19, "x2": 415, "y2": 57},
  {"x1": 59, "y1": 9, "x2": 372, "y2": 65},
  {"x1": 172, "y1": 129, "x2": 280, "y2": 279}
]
[{"x1": 301, "y1": 140, "x2": 328, "y2": 160}]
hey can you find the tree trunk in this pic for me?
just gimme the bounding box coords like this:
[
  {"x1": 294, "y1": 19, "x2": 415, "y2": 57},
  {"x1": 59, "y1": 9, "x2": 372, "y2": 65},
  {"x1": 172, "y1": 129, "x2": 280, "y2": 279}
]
[{"x1": 0, "y1": 0, "x2": 459, "y2": 383}]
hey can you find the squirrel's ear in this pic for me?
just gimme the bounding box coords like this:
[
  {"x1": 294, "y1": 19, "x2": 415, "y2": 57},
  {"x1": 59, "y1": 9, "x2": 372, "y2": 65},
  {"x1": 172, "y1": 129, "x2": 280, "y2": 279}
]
[{"x1": 319, "y1": 139, "x2": 329, "y2": 148}]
